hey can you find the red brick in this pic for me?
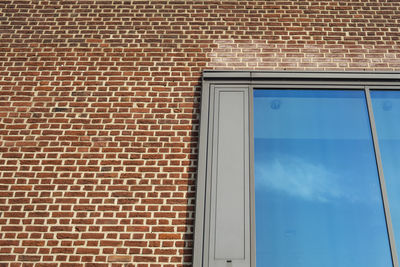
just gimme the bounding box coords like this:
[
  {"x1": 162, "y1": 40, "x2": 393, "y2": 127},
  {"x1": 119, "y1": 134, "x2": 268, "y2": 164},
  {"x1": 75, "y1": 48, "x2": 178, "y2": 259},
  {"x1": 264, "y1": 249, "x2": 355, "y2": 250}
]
[
  {"x1": 56, "y1": 233, "x2": 79, "y2": 239},
  {"x1": 0, "y1": 255, "x2": 16, "y2": 261},
  {"x1": 133, "y1": 256, "x2": 157, "y2": 262},
  {"x1": 51, "y1": 248, "x2": 74, "y2": 254},
  {"x1": 76, "y1": 248, "x2": 99, "y2": 255},
  {"x1": 1, "y1": 226, "x2": 23, "y2": 231},
  {"x1": 22, "y1": 240, "x2": 45, "y2": 246}
]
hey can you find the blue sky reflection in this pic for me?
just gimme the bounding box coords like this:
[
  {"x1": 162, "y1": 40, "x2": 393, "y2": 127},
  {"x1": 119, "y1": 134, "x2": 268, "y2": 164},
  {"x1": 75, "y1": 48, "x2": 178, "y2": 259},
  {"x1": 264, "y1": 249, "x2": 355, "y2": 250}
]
[{"x1": 254, "y1": 90, "x2": 392, "y2": 267}]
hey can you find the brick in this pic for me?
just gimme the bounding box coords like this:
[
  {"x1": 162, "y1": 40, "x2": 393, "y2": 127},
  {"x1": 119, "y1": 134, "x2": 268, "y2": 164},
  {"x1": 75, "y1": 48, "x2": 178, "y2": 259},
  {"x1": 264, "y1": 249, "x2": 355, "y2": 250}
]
[
  {"x1": 51, "y1": 248, "x2": 74, "y2": 254},
  {"x1": 25, "y1": 226, "x2": 48, "y2": 232},
  {"x1": 133, "y1": 256, "x2": 156, "y2": 262},
  {"x1": 1, "y1": 226, "x2": 23, "y2": 231},
  {"x1": 81, "y1": 233, "x2": 104, "y2": 239},
  {"x1": 0, "y1": 255, "x2": 16, "y2": 261},
  {"x1": 124, "y1": 241, "x2": 147, "y2": 247},
  {"x1": 18, "y1": 255, "x2": 41, "y2": 261},
  {"x1": 2, "y1": 153, "x2": 23, "y2": 158},
  {"x1": 22, "y1": 240, "x2": 45, "y2": 246},
  {"x1": 56, "y1": 233, "x2": 79, "y2": 239},
  {"x1": 107, "y1": 255, "x2": 131, "y2": 262},
  {"x1": 151, "y1": 226, "x2": 175, "y2": 232},
  {"x1": 76, "y1": 248, "x2": 99, "y2": 255},
  {"x1": 159, "y1": 234, "x2": 181, "y2": 240}
]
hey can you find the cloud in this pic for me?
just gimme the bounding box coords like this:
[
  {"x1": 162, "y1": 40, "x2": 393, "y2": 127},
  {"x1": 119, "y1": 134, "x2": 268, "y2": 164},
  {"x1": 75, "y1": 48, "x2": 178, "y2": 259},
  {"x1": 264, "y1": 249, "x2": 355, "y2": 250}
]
[{"x1": 255, "y1": 156, "x2": 345, "y2": 203}]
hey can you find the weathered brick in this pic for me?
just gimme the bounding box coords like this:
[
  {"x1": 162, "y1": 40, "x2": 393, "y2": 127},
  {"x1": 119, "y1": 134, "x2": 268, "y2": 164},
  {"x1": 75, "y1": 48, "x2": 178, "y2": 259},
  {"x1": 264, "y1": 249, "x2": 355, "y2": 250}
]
[
  {"x1": 18, "y1": 255, "x2": 41, "y2": 261},
  {"x1": 108, "y1": 255, "x2": 131, "y2": 262}
]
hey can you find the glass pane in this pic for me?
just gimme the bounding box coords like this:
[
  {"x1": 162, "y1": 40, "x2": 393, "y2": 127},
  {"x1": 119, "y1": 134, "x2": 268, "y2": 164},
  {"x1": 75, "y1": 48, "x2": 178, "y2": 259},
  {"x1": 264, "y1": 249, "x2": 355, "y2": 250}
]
[
  {"x1": 254, "y1": 90, "x2": 392, "y2": 267},
  {"x1": 371, "y1": 90, "x2": 400, "y2": 261}
]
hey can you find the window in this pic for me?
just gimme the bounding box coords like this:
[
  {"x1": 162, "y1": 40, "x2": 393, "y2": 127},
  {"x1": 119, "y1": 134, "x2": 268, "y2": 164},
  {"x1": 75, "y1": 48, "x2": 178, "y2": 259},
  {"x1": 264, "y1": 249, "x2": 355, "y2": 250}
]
[{"x1": 193, "y1": 71, "x2": 400, "y2": 267}]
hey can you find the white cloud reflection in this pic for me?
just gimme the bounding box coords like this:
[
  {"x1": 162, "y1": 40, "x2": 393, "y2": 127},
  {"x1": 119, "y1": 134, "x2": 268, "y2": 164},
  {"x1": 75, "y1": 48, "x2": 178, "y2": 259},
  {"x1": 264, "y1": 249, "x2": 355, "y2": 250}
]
[{"x1": 255, "y1": 156, "x2": 346, "y2": 203}]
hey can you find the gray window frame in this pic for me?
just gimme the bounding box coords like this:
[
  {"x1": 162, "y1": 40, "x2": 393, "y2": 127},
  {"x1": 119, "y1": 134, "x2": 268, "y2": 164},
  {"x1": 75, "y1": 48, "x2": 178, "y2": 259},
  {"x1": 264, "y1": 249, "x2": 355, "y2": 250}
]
[{"x1": 194, "y1": 71, "x2": 400, "y2": 267}]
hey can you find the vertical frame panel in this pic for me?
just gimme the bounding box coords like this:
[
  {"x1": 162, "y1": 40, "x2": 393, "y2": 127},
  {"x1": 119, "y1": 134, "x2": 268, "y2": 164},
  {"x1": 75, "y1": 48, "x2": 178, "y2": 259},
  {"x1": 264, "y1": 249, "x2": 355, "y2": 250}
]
[
  {"x1": 208, "y1": 86, "x2": 251, "y2": 267},
  {"x1": 193, "y1": 79, "x2": 211, "y2": 267}
]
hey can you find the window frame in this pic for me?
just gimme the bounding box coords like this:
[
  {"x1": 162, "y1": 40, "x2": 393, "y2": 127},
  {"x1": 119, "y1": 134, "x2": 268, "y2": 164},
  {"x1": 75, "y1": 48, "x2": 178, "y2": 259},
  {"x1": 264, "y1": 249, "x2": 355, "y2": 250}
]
[{"x1": 194, "y1": 71, "x2": 400, "y2": 267}]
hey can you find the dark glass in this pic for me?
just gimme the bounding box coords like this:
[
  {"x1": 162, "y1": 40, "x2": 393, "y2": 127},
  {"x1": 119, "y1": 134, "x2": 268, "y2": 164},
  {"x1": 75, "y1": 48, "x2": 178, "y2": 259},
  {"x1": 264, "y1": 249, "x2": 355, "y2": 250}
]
[{"x1": 254, "y1": 90, "x2": 392, "y2": 267}]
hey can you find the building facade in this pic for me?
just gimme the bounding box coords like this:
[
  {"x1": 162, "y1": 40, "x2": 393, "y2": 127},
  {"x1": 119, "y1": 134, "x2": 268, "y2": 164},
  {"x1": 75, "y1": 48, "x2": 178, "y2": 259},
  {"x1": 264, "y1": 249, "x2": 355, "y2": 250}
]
[{"x1": 1, "y1": 0, "x2": 400, "y2": 266}]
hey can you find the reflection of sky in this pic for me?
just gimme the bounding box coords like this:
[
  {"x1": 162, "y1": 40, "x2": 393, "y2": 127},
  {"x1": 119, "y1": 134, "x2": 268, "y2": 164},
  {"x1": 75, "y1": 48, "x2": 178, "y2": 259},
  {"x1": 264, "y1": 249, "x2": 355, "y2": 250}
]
[
  {"x1": 372, "y1": 91, "x2": 400, "y2": 262},
  {"x1": 254, "y1": 90, "x2": 392, "y2": 267},
  {"x1": 255, "y1": 145, "x2": 379, "y2": 204},
  {"x1": 254, "y1": 90, "x2": 371, "y2": 140},
  {"x1": 255, "y1": 154, "x2": 342, "y2": 203}
]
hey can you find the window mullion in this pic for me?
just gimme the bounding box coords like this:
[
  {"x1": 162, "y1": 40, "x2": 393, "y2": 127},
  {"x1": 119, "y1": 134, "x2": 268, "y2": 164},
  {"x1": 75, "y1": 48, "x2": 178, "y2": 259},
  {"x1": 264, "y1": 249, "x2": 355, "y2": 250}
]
[
  {"x1": 249, "y1": 85, "x2": 256, "y2": 267},
  {"x1": 365, "y1": 87, "x2": 399, "y2": 267}
]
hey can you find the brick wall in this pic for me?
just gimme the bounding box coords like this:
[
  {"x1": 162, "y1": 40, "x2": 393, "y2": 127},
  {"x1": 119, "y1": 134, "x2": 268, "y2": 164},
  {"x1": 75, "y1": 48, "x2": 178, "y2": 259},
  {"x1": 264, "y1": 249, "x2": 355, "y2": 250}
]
[{"x1": 1, "y1": 0, "x2": 400, "y2": 266}]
